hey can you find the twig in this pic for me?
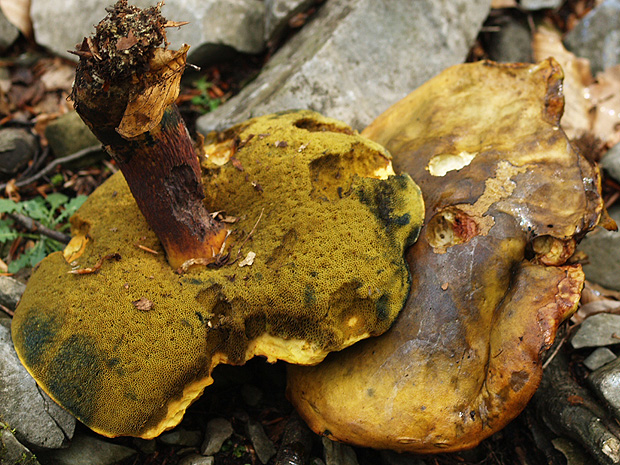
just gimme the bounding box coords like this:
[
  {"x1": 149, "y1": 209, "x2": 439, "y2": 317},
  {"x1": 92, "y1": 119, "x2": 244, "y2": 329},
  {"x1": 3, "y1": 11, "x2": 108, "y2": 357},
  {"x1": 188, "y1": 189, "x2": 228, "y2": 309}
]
[
  {"x1": 543, "y1": 329, "x2": 572, "y2": 370},
  {"x1": 68, "y1": 253, "x2": 121, "y2": 275},
  {"x1": 0, "y1": 303, "x2": 14, "y2": 317},
  {"x1": 0, "y1": 145, "x2": 103, "y2": 190},
  {"x1": 234, "y1": 208, "x2": 264, "y2": 262},
  {"x1": 8, "y1": 213, "x2": 71, "y2": 244}
]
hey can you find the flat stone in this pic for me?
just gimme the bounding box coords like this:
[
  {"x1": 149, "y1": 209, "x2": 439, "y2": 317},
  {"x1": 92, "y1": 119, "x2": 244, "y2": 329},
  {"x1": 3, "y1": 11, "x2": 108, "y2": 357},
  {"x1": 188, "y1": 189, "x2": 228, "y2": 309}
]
[
  {"x1": 571, "y1": 313, "x2": 620, "y2": 349},
  {"x1": 45, "y1": 111, "x2": 102, "y2": 161},
  {"x1": 578, "y1": 205, "x2": 620, "y2": 291},
  {"x1": 601, "y1": 142, "x2": 620, "y2": 184},
  {"x1": 322, "y1": 437, "x2": 359, "y2": 465},
  {"x1": 159, "y1": 428, "x2": 202, "y2": 447},
  {"x1": 197, "y1": 0, "x2": 491, "y2": 133},
  {"x1": 564, "y1": 0, "x2": 620, "y2": 74},
  {"x1": 178, "y1": 454, "x2": 215, "y2": 465},
  {"x1": 0, "y1": 275, "x2": 26, "y2": 310},
  {"x1": 201, "y1": 417, "x2": 234, "y2": 456},
  {"x1": 0, "y1": 128, "x2": 37, "y2": 178},
  {"x1": 583, "y1": 347, "x2": 617, "y2": 371},
  {"x1": 31, "y1": 0, "x2": 265, "y2": 64},
  {"x1": 520, "y1": 0, "x2": 562, "y2": 9},
  {"x1": 36, "y1": 433, "x2": 136, "y2": 465},
  {"x1": 487, "y1": 16, "x2": 532, "y2": 63},
  {"x1": 247, "y1": 419, "x2": 276, "y2": 464},
  {"x1": 264, "y1": 0, "x2": 315, "y2": 44},
  {"x1": 0, "y1": 8, "x2": 19, "y2": 53},
  {"x1": 0, "y1": 423, "x2": 40, "y2": 465},
  {"x1": 0, "y1": 321, "x2": 75, "y2": 449},
  {"x1": 589, "y1": 356, "x2": 620, "y2": 421}
]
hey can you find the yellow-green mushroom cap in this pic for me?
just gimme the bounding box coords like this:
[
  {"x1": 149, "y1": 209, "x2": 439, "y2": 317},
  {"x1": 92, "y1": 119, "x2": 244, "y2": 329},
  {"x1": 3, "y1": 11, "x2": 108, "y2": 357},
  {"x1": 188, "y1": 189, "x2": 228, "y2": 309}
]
[{"x1": 11, "y1": 110, "x2": 424, "y2": 439}]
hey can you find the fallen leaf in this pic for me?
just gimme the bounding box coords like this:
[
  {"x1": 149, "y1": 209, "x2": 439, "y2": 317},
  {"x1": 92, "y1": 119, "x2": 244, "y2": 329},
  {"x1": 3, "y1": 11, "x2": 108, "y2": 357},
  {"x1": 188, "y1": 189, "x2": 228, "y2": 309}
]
[
  {"x1": 532, "y1": 26, "x2": 593, "y2": 139},
  {"x1": 117, "y1": 44, "x2": 190, "y2": 138},
  {"x1": 491, "y1": 0, "x2": 517, "y2": 7},
  {"x1": 588, "y1": 65, "x2": 620, "y2": 146},
  {"x1": 40, "y1": 64, "x2": 77, "y2": 92},
  {"x1": 63, "y1": 234, "x2": 89, "y2": 262},
  {"x1": 573, "y1": 299, "x2": 620, "y2": 323},
  {"x1": 275, "y1": 140, "x2": 288, "y2": 148},
  {"x1": 132, "y1": 297, "x2": 154, "y2": 312},
  {"x1": 68, "y1": 253, "x2": 121, "y2": 275},
  {"x1": 0, "y1": 0, "x2": 32, "y2": 39},
  {"x1": 116, "y1": 31, "x2": 139, "y2": 51},
  {"x1": 238, "y1": 251, "x2": 256, "y2": 267}
]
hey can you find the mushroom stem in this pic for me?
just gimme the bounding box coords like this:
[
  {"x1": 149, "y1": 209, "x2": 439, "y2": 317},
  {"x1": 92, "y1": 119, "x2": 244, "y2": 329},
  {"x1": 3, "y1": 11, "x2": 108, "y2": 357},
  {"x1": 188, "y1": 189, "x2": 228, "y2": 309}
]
[{"x1": 70, "y1": 0, "x2": 226, "y2": 269}]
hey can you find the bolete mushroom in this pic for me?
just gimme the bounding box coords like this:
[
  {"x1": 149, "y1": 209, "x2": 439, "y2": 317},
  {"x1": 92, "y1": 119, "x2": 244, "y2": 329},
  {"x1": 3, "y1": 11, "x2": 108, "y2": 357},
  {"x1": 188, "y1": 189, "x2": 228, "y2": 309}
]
[
  {"x1": 10, "y1": 2, "x2": 424, "y2": 439},
  {"x1": 287, "y1": 59, "x2": 610, "y2": 453}
]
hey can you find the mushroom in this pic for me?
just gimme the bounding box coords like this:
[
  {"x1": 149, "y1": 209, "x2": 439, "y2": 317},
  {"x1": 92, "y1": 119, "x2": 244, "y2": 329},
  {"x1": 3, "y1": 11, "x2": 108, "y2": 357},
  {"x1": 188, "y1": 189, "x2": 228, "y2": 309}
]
[
  {"x1": 10, "y1": 2, "x2": 424, "y2": 439},
  {"x1": 287, "y1": 59, "x2": 610, "y2": 453}
]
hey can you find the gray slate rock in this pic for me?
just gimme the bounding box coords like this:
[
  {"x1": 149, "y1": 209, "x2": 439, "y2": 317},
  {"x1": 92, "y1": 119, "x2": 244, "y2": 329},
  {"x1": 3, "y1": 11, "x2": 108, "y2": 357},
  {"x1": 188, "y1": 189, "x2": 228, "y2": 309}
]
[
  {"x1": 588, "y1": 355, "x2": 620, "y2": 421},
  {"x1": 265, "y1": 0, "x2": 315, "y2": 44},
  {"x1": 601, "y1": 142, "x2": 620, "y2": 184},
  {"x1": 45, "y1": 111, "x2": 102, "y2": 160},
  {"x1": 197, "y1": 0, "x2": 491, "y2": 134},
  {"x1": 0, "y1": 423, "x2": 40, "y2": 465},
  {"x1": 571, "y1": 313, "x2": 620, "y2": 349},
  {"x1": 578, "y1": 205, "x2": 620, "y2": 291},
  {"x1": 37, "y1": 433, "x2": 136, "y2": 465},
  {"x1": 0, "y1": 8, "x2": 19, "y2": 53},
  {"x1": 583, "y1": 347, "x2": 617, "y2": 371},
  {"x1": 487, "y1": 17, "x2": 532, "y2": 63},
  {"x1": 0, "y1": 275, "x2": 26, "y2": 310},
  {"x1": 0, "y1": 321, "x2": 76, "y2": 449},
  {"x1": 564, "y1": 0, "x2": 620, "y2": 74},
  {"x1": 0, "y1": 128, "x2": 38, "y2": 178},
  {"x1": 201, "y1": 417, "x2": 234, "y2": 456},
  {"x1": 178, "y1": 454, "x2": 215, "y2": 465},
  {"x1": 520, "y1": 0, "x2": 562, "y2": 9},
  {"x1": 322, "y1": 437, "x2": 358, "y2": 465},
  {"x1": 159, "y1": 428, "x2": 202, "y2": 447},
  {"x1": 31, "y1": 0, "x2": 265, "y2": 64},
  {"x1": 247, "y1": 419, "x2": 276, "y2": 464}
]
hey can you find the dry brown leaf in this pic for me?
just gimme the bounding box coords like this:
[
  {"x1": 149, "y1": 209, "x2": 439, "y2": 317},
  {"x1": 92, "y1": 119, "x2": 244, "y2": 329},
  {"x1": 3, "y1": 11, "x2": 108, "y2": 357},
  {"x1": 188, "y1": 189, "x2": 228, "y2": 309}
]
[
  {"x1": 491, "y1": 0, "x2": 517, "y2": 7},
  {"x1": 0, "y1": 0, "x2": 32, "y2": 39},
  {"x1": 532, "y1": 27, "x2": 593, "y2": 139},
  {"x1": 40, "y1": 64, "x2": 76, "y2": 92},
  {"x1": 574, "y1": 300, "x2": 620, "y2": 323},
  {"x1": 116, "y1": 31, "x2": 138, "y2": 51},
  {"x1": 132, "y1": 297, "x2": 154, "y2": 312},
  {"x1": 117, "y1": 44, "x2": 190, "y2": 138},
  {"x1": 587, "y1": 65, "x2": 620, "y2": 146}
]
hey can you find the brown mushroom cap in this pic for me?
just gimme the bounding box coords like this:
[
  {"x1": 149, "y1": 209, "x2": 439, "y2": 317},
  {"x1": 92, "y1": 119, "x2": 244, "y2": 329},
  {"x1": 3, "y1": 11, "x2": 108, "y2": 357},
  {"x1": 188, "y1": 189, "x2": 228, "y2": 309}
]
[
  {"x1": 11, "y1": 110, "x2": 424, "y2": 439},
  {"x1": 287, "y1": 59, "x2": 605, "y2": 453}
]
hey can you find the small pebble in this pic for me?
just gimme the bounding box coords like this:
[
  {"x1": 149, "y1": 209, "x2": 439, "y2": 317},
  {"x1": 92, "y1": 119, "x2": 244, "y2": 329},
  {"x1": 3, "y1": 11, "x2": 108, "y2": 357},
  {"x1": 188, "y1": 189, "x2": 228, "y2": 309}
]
[
  {"x1": 201, "y1": 418, "x2": 234, "y2": 456},
  {"x1": 247, "y1": 419, "x2": 276, "y2": 464},
  {"x1": 178, "y1": 453, "x2": 215, "y2": 465},
  {"x1": 584, "y1": 347, "x2": 617, "y2": 371},
  {"x1": 571, "y1": 313, "x2": 620, "y2": 349},
  {"x1": 159, "y1": 428, "x2": 202, "y2": 447}
]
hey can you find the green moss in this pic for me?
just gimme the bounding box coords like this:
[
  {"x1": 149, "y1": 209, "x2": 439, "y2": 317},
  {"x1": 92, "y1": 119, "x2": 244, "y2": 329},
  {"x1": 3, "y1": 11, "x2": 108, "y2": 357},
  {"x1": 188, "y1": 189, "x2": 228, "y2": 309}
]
[{"x1": 11, "y1": 110, "x2": 424, "y2": 439}]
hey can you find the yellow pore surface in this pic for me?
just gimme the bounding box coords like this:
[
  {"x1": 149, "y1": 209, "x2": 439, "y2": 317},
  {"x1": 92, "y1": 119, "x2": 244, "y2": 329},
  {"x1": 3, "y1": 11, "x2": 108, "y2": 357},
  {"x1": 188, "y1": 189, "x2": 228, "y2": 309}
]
[{"x1": 11, "y1": 110, "x2": 424, "y2": 439}]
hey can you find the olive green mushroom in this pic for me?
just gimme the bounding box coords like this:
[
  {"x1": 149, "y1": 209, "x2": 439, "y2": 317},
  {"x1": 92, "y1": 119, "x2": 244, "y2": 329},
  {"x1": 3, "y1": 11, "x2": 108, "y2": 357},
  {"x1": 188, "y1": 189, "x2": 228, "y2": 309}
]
[
  {"x1": 10, "y1": 1, "x2": 425, "y2": 439},
  {"x1": 287, "y1": 59, "x2": 609, "y2": 453}
]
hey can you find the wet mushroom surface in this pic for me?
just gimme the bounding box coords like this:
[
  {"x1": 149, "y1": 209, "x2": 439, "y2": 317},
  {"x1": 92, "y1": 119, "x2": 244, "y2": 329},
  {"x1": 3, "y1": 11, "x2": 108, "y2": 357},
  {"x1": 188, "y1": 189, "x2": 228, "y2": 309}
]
[
  {"x1": 287, "y1": 58, "x2": 608, "y2": 453},
  {"x1": 10, "y1": 109, "x2": 424, "y2": 440}
]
